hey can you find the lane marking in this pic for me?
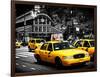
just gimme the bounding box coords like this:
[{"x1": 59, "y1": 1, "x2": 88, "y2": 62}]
[
  {"x1": 16, "y1": 56, "x2": 20, "y2": 59},
  {"x1": 30, "y1": 68, "x2": 36, "y2": 70},
  {"x1": 16, "y1": 63, "x2": 19, "y2": 65},
  {"x1": 22, "y1": 65, "x2": 26, "y2": 67},
  {"x1": 16, "y1": 52, "x2": 34, "y2": 56},
  {"x1": 17, "y1": 55, "x2": 28, "y2": 58}
]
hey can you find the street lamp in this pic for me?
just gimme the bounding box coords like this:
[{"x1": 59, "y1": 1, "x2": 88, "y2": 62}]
[{"x1": 23, "y1": 16, "x2": 26, "y2": 46}]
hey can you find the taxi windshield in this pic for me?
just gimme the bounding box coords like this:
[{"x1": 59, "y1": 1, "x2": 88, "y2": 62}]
[{"x1": 54, "y1": 42, "x2": 74, "y2": 50}]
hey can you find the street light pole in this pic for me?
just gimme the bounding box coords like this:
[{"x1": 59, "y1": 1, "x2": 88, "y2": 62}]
[{"x1": 24, "y1": 16, "x2": 26, "y2": 46}]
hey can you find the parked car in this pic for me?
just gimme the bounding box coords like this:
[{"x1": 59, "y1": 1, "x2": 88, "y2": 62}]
[
  {"x1": 72, "y1": 39, "x2": 95, "y2": 61},
  {"x1": 16, "y1": 41, "x2": 22, "y2": 48},
  {"x1": 34, "y1": 41, "x2": 90, "y2": 66},
  {"x1": 28, "y1": 38, "x2": 46, "y2": 52}
]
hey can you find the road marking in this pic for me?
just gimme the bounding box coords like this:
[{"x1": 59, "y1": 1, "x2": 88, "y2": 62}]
[
  {"x1": 16, "y1": 56, "x2": 20, "y2": 59},
  {"x1": 16, "y1": 63, "x2": 19, "y2": 65},
  {"x1": 22, "y1": 65, "x2": 26, "y2": 67},
  {"x1": 17, "y1": 55, "x2": 28, "y2": 58},
  {"x1": 18, "y1": 53, "x2": 34, "y2": 56},
  {"x1": 30, "y1": 68, "x2": 36, "y2": 70}
]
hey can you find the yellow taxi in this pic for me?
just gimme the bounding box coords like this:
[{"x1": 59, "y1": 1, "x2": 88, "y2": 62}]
[
  {"x1": 28, "y1": 38, "x2": 46, "y2": 52},
  {"x1": 73, "y1": 39, "x2": 95, "y2": 60},
  {"x1": 16, "y1": 41, "x2": 22, "y2": 48},
  {"x1": 34, "y1": 41, "x2": 90, "y2": 66}
]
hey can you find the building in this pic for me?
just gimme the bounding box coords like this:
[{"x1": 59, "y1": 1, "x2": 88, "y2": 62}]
[{"x1": 16, "y1": 10, "x2": 63, "y2": 42}]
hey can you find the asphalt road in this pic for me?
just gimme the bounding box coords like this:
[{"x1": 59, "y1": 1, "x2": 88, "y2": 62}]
[{"x1": 16, "y1": 46, "x2": 96, "y2": 74}]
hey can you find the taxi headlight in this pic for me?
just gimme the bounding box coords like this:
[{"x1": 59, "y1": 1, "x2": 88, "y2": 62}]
[
  {"x1": 85, "y1": 53, "x2": 89, "y2": 57},
  {"x1": 62, "y1": 56, "x2": 73, "y2": 59}
]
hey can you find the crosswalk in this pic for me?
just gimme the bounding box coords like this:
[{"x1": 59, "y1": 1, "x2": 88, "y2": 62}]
[
  {"x1": 16, "y1": 46, "x2": 37, "y2": 71},
  {"x1": 16, "y1": 46, "x2": 37, "y2": 62},
  {"x1": 16, "y1": 46, "x2": 33, "y2": 58},
  {"x1": 16, "y1": 52, "x2": 34, "y2": 58},
  {"x1": 16, "y1": 46, "x2": 29, "y2": 52}
]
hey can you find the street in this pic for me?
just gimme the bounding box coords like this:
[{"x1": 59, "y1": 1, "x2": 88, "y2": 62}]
[
  {"x1": 16, "y1": 46, "x2": 58, "y2": 73},
  {"x1": 16, "y1": 46, "x2": 96, "y2": 74}
]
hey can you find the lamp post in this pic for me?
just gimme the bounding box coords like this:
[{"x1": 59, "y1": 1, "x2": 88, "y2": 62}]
[{"x1": 23, "y1": 16, "x2": 26, "y2": 46}]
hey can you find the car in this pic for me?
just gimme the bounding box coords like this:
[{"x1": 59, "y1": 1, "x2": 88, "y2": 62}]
[
  {"x1": 34, "y1": 41, "x2": 90, "y2": 66},
  {"x1": 16, "y1": 41, "x2": 22, "y2": 48},
  {"x1": 28, "y1": 38, "x2": 46, "y2": 52},
  {"x1": 72, "y1": 39, "x2": 95, "y2": 60}
]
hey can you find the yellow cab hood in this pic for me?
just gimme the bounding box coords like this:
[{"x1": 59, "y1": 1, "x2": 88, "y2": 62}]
[
  {"x1": 89, "y1": 47, "x2": 95, "y2": 50},
  {"x1": 54, "y1": 49, "x2": 87, "y2": 56},
  {"x1": 88, "y1": 47, "x2": 95, "y2": 55}
]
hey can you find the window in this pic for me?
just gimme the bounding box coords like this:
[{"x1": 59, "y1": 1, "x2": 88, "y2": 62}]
[
  {"x1": 47, "y1": 19, "x2": 50, "y2": 24},
  {"x1": 41, "y1": 44, "x2": 48, "y2": 50},
  {"x1": 35, "y1": 19, "x2": 38, "y2": 24},
  {"x1": 43, "y1": 26, "x2": 46, "y2": 32},
  {"x1": 83, "y1": 41, "x2": 90, "y2": 47},
  {"x1": 16, "y1": 22, "x2": 24, "y2": 28},
  {"x1": 75, "y1": 41, "x2": 83, "y2": 47},
  {"x1": 26, "y1": 19, "x2": 33, "y2": 25},
  {"x1": 47, "y1": 26, "x2": 50, "y2": 32},
  {"x1": 54, "y1": 42, "x2": 74, "y2": 50},
  {"x1": 90, "y1": 41, "x2": 94, "y2": 47},
  {"x1": 39, "y1": 26, "x2": 42, "y2": 32},
  {"x1": 35, "y1": 26, "x2": 38, "y2": 32},
  {"x1": 47, "y1": 43, "x2": 53, "y2": 51}
]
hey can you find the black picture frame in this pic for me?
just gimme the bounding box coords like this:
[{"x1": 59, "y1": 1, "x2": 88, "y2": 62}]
[{"x1": 11, "y1": 0, "x2": 97, "y2": 77}]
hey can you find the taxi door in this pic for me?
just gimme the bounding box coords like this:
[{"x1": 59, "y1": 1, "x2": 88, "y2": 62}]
[
  {"x1": 39, "y1": 43, "x2": 48, "y2": 61},
  {"x1": 44, "y1": 43, "x2": 54, "y2": 63}
]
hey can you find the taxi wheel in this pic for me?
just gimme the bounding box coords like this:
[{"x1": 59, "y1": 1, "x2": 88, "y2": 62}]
[
  {"x1": 18, "y1": 46, "x2": 20, "y2": 48},
  {"x1": 81, "y1": 62, "x2": 87, "y2": 66},
  {"x1": 55, "y1": 57, "x2": 62, "y2": 67},
  {"x1": 28, "y1": 46, "x2": 31, "y2": 52},
  {"x1": 35, "y1": 55, "x2": 41, "y2": 64},
  {"x1": 29, "y1": 48, "x2": 31, "y2": 52},
  {"x1": 91, "y1": 54, "x2": 94, "y2": 61}
]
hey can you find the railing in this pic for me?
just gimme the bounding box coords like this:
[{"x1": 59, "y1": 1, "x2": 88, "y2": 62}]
[{"x1": 16, "y1": 24, "x2": 62, "y2": 34}]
